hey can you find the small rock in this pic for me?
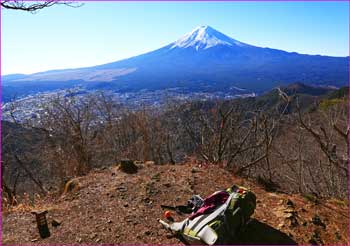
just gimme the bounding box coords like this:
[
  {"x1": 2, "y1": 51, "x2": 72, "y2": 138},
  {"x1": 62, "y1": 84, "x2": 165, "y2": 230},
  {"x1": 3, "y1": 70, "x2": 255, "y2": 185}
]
[
  {"x1": 312, "y1": 215, "x2": 326, "y2": 229},
  {"x1": 31, "y1": 238, "x2": 39, "y2": 242},
  {"x1": 90, "y1": 233, "x2": 98, "y2": 239},
  {"x1": 287, "y1": 216, "x2": 299, "y2": 228},
  {"x1": 119, "y1": 159, "x2": 138, "y2": 174},
  {"x1": 116, "y1": 186, "x2": 128, "y2": 192},
  {"x1": 51, "y1": 218, "x2": 61, "y2": 227},
  {"x1": 95, "y1": 238, "x2": 101, "y2": 242},
  {"x1": 124, "y1": 203, "x2": 129, "y2": 207},
  {"x1": 284, "y1": 208, "x2": 295, "y2": 214},
  {"x1": 286, "y1": 199, "x2": 294, "y2": 207},
  {"x1": 76, "y1": 237, "x2": 82, "y2": 243},
  {"x1": 309, "y1": 229, "x2": 324, "y2": 245},
  {"x1": 144, "y1": 230, "x2": 151, "y2": 236},
  {"x1": 151, "y1": 173, "x2": 161, "y2": 182},
  {"x1": 107, "y1": 219, "x2": 112, "y2": 224},
  {"x1": 277, "y1": 223, "x2": 284, "y2": 229},
  {"x1": 335, "y1": 231, "x2": 342, "y2": 240},
  {"x1": 163, "y1": 183, "x2": 171, "y2": 188}
]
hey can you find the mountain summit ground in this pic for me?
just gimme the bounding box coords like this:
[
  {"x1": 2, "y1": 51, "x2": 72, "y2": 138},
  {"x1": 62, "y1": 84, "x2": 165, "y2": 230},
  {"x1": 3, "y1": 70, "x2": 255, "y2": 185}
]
[{"x1": 3, "y1": 162, "x2": 349, "y2": 244}]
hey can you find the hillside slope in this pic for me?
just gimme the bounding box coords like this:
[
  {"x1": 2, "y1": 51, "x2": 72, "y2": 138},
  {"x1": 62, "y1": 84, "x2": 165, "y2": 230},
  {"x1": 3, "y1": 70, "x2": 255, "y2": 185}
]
[{"x1": 3, "y1": 162, "x2": 349, "y2": 244}]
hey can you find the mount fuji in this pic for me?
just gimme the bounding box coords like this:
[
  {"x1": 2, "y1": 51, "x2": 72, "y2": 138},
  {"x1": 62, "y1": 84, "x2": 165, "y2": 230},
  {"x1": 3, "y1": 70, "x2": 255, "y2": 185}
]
[{"x1": 3, "y1": 25, "x2": 348, "y2": 100}]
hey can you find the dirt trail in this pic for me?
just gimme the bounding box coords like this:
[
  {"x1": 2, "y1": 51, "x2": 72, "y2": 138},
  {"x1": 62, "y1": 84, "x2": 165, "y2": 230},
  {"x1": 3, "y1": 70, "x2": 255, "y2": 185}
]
[{"x1": 3, "y1": 162, "x2": 349, "y2": 244}]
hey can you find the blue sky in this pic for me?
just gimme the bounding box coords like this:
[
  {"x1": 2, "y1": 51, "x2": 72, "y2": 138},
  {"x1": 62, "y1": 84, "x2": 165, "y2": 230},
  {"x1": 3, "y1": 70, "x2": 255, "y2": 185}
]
[{"x1": 2, "y1": 1, "x2": 349, "y2": 75}]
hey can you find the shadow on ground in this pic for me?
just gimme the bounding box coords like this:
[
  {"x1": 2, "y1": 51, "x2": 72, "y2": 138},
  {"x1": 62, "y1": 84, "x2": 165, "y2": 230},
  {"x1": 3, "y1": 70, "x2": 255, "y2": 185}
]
[{"x1": 235, "y1": 219, "x2": 297, "y2": 245}]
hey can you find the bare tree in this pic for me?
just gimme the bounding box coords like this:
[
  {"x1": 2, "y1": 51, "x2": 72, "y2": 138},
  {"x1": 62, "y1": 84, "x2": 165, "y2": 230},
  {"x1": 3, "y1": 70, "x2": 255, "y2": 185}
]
[
  {"x1": 178, "y1": 100, "x2": 277, "y2": 174},
  {"x1": 1, "y1": 0, "x2": 82, "y2": 12},
  {"x1": 297, "y1": 101, "x2": 348, "y2": 175},
  {"x1": 1, "y1": 132, "x2": 19, "y2": 205},
  {"x1": 2, "y1": 113, "x2": 53, "y2": 204},
  {"x1": 296, "y1": 98, "x2": 348, "y2": 197},
  {"x1": 235, "y1": 112, "x2": 276, "y2": 177},
  {"x1": 37, "y1": 93, "x2": 100, "y2": 176},
  {"x1": 271, "y1": 94, "x2": 348, "y2": 198}
]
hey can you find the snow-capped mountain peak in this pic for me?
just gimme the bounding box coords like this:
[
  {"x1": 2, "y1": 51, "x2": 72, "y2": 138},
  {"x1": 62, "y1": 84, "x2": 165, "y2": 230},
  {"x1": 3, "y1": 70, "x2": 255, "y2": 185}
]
[{"x1": 170, "y1": 25, "x2": 247, "y2": 50}]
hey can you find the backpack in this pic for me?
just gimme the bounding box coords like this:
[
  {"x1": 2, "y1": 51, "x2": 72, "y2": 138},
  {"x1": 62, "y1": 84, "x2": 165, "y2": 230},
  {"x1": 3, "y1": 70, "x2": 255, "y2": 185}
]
[{"x1": 159, "y1": 185, "x2": 256, "y2": 245}]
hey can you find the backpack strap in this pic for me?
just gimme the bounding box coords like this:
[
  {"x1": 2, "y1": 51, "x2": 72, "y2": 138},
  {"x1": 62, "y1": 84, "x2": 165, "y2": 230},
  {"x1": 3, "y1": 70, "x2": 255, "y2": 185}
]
[
  {"x1": 159, "y1": 218, "x2": 189, "y2": 233},
  {"x1": 187, "y1": 213, "x2": 211, "y2": 231},
  {"x1": 223, "y1": 206, "x2": 242, "y2": 240}
]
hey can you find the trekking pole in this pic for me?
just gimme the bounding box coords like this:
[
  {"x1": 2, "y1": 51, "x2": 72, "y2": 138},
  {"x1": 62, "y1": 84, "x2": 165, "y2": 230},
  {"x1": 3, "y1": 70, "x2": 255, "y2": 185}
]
[{"x1": 161, "y1": 205, "x2": 192, "y2": 214}]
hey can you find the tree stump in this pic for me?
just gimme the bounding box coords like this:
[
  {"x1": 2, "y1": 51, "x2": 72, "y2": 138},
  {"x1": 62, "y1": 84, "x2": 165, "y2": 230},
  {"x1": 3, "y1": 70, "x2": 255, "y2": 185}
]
[
  {"x1": 63, "y1": 178, "x2": 80, "y2": 194},
  {"x1": 119, "y1": 159, "x2": 138, "y2": 174}
]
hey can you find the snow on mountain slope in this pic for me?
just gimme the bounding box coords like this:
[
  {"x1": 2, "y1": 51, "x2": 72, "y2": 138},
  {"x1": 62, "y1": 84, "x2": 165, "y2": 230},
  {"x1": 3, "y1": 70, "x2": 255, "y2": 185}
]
[
  {"x1": 170, "y1": 25, "x2": 249, "y2": 50},
  {"x1": 3, "y1": 25, "x2": 348, "y2": 100}
]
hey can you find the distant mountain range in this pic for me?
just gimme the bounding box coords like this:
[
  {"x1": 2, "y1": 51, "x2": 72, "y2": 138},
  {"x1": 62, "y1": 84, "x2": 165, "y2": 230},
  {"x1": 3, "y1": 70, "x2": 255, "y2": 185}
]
[{"x1": 2, "y1": 25, "x2": 348, "y2": 101}]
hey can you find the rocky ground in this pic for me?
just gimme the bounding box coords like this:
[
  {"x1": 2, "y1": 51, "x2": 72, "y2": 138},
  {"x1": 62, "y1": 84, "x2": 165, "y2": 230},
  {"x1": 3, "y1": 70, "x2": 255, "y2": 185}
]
[{"x1": 3, "y1": 162, "x2": 349, "y2": 245}]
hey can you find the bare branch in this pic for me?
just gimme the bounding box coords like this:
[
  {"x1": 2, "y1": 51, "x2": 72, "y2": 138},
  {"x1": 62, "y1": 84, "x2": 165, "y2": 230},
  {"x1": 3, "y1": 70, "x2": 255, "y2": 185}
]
[{"x1": 1, "y1": 1, "x2": 83, "y2": 13}]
